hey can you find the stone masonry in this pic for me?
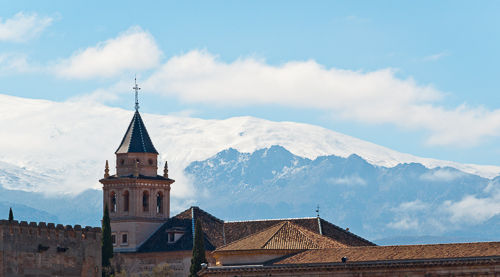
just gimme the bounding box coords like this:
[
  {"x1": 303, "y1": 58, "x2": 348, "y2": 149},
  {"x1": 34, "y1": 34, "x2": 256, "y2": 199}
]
[{"x1": 0, "y1": 220, "x2": 101, "y2": 277}]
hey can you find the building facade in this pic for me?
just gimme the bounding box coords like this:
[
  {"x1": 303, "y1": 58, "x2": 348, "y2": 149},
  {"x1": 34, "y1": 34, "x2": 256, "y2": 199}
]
[{"x1": 100, "y1": 110, "x2": 174, "y2": 252}]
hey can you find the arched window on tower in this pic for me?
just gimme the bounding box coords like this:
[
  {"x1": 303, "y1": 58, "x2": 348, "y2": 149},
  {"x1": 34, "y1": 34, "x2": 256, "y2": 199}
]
[
  {"x1": 123, "y1": 190, "x2": 129, "y2": 212},
  {"x1": 110, "y1": 191, "x2": 117, "y2": 213},
  {"x1": 156, "y1": 191, "x2": 163, "y2": 214},
  {"x1": 142, "y1": 191, "x2": 149, "y2": 212}
]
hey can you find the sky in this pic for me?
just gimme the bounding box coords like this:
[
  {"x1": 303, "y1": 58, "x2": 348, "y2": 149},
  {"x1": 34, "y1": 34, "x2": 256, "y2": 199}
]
[{"x1": 1, "y1": 0, "x2": 499, "y2": 166}]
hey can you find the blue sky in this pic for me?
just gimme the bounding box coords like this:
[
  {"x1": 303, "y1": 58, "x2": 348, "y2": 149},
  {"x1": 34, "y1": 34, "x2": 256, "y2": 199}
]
[{"x1": 1, "y1": 0, "x2": 499, "y2": 166}]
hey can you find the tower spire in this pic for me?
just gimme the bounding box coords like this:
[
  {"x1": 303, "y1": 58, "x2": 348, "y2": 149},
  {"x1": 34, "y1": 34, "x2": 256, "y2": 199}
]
[
  {"x1": 133, "y1": 76, "x2": 141, "y2": 111},
  {"x1": 104, "y1": 160, "x2": 110, "y2": 178}
]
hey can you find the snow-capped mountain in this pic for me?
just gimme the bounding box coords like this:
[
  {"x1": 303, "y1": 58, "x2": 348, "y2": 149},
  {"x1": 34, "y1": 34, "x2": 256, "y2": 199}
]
[
  {"x1": 186, "y1": 146, "x2": 500, "y2": 241},
  {"x1": 0, "y1": 93, "x2": 498, "y2": 196},
  {"x1": 0, "y1": 93, "x2": 499, "y2": 242}
]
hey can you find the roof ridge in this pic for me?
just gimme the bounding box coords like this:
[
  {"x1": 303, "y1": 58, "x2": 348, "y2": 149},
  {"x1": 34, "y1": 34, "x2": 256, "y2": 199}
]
[
  {"x1": 319, "y1": 218, "x2": 375, "y2": 245},
  {"x1": 226, "y1": 217, "x2": 317, "y2": 223},
  {"x1": 287, "y1": 222, "x2": 323, "y2": 248},
  {"x1": 216, "y1": 221, "x2": 286, "y2": 251},
  {"x1": 355, "y1": 241, "x2": 500, "y2": 249},
  {"x1": 303, "y1": 241, "x2": 500, "y2": 252},
  {"x1": 136, "y1": 112, "x2": 147, "y2": 152},
  {"x1": 193, "y1": 206, "x2": 225, "y2": 223},
  {"x1": 174, "y1": 206, "x2": 224, "y2": 223},
  {"x1": 261, "y1": 221, "x2": 289, "y2": 249},
  {"x1": 289, "y1": 221, "x2": 348, "y2": 248},
  {"x1": 265, "y1": 221, "x2": 321, "y2": 250}
]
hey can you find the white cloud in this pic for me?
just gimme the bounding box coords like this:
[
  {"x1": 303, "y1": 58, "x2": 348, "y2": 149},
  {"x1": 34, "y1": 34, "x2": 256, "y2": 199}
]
[
  {"x1": 388, "y1": 200, "x2": 427, "y2": 230},
  {"x1": 0, "y1": 12, "x2": 53, "y2": 42},
  {"x1": 423, "y1": 51, "x2": 450, "y2": 62},
  {"x1": 387, "y1": 217, "x2": 420, "y2": 230},
  {"x1": 397, "y1": 200, "x2": 428, "y2": 212},
  {"x1": 144, "y1": 50, "x2": 500, "y2": 147},
  {"x1": 443, "y1": 191, "x2": 500, "y2": 224},
  {"x1": 388, "y1": 200, "x2": 446, "y2": 233},
  {"x1": 0, "y1": 53, "x2": 40, "y2": 74},
  {"x1": 54, "y1": 26, "x2": 162, "y2": 79},
  {"x1": 67, "y1": 78, "x2": 131, "y2": 104},
  {"x1": 420, "y1": 168, "x2": 465, "y2": 182},
  {"x1": 328, "y1": 175, "x2": 366, "y2": 186},
  {"x1": 388, "y1": 184, "x2": 500, "y2": 233}
]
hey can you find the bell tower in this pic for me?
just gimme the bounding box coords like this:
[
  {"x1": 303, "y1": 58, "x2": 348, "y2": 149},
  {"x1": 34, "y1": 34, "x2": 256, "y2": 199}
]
[{"x1": 100, "y1": 79, "x2": 175, "y2": 252}]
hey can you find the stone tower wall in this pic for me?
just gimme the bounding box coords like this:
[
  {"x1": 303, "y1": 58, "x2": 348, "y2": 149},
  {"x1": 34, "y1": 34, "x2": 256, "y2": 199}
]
[
  {"x1": 116, "y1": 153, "x2": 158, "y2": 177},
  {"x1": 0, "y1": 220, "x2": 101, "y2": 277}
]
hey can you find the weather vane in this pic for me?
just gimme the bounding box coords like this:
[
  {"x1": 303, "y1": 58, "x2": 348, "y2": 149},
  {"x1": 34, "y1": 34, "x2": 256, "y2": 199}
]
[{"x1": 133, "y1": 76, "x2": 141, "y2": 111}]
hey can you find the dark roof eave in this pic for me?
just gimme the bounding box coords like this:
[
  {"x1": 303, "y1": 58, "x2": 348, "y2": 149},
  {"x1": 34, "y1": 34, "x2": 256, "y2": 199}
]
[
  {"x1": 100, "y1": 175, "x2": 175, "y2": 181},
  {"x1": 201, "y1": 256, "x2": 500, "y2": 274}
]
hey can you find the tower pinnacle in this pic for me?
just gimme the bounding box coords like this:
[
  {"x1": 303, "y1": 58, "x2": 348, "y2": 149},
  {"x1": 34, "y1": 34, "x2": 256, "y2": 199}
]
[
  {"x1": 104, "y1": 160, "x2": 110, "y2": 178},
  {"x1": 133, "y1": 77, "x2": 141, "y2": 111}
]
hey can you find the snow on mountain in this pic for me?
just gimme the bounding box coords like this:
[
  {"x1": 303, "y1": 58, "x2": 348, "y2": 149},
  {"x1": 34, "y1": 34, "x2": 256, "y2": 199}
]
[
  {"x1": 0, "y1": 160, "x2": 60, "y2": 192},
  {"x1": 0, "y1": 93, "x2": 498, "y2": 196},
  {"x1": 185, "y1": 146, "x2": 499, "y2": 240}
]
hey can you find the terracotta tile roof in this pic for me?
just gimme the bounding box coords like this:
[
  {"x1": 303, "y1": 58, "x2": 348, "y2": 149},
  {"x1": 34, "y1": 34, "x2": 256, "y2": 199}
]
[
  {"x1": 224, "y1": 218, "x2": 374, "y2": 247},
  {"x1": 217, "y1": 221, "x2": 347, "y2": 252},
  {"x1": 139, "y1": 207, "x2": 374, "y2": 253},
  {"x1": 275, "y1": 242, "x2": 500, "y2": 264}
]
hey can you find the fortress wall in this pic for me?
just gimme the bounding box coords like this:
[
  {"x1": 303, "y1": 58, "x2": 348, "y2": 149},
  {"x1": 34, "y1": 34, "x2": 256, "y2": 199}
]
[{"x1": 0, "y1": 220, "x2": 101, "y2": 277}]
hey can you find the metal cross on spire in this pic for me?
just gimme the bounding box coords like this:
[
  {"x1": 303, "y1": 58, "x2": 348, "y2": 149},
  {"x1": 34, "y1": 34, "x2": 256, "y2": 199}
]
[{"x1": 133, "y1": 77, "x2": 141, "y2": 111}]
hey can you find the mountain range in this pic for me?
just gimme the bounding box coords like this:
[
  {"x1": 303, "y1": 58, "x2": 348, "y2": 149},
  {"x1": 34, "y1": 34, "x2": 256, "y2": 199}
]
[{"x1": 0, "y1": 94, "x2": 499, "y2": 244}]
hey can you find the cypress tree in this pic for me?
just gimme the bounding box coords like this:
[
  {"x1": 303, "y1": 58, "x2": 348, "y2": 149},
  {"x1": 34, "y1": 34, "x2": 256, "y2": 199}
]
[
  {"x1": 189, "y1": 220, "x2": 207, "y2": 277},
  {"x1": 8, "y1": 207, "x2": 13, "y2": 221},
  {"x1": 102, "y1": 203, "x2": 113, "y2": 276}
]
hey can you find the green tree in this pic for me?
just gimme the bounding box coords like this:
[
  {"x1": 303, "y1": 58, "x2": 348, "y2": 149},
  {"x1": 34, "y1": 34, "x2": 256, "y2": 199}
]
[
  {"x1": 189, "y1": 220, "x2": 207, "y2": 277},
  {"x1": 8, "y1": 207, "x2": 13, "y2": 221},
  {"x1": 102, "y1": 203, "x2": 113, "y2": 276}
]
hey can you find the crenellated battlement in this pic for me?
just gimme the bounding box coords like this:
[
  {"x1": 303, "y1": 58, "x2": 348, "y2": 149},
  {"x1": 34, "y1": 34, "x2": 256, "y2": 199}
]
[
  {"x1": 0, "y1": 219, "x2": 101, "y2": 240},
  {"x1": 0, "y1": 219, "x2": 102, "y2": 276}
]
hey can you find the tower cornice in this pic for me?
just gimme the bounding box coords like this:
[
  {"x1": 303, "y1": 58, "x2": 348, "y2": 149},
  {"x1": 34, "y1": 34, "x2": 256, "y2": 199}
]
[{"x1": 100, "y1": 177, "x2": 174, "y2": 187}]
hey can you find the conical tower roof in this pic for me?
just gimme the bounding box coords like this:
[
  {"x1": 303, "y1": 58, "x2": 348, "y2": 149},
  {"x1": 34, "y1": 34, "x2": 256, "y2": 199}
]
[{"x1": 115, "y1": 111, "x2": 159, "y2": 154}]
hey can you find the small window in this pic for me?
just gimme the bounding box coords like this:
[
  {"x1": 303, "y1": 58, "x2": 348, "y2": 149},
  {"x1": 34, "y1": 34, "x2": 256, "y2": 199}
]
[
  {"x1": 123, "y1": 191, "x2": 129, "y2": 212},
  {"x1": 111, "y1": 234, "x2": 116, "y2": 245},
  {"x1": 148, "y1": 159, "x2": 153, "y2": 165},
  {"x1": 156, "y1": 191, "x2": 163, "y2": 214},
  {"x1": 120, "y1": 159, "x2": 125, "y2": 165},
  {"x1": 142, "y1": 191, "x2": 149, "y2": 212},
  {"x1": 121, "y1": 234, "x2": 128, "y2": 245},
  {"x1": 168, "y1": 232, "x2": 175, "y2": 243},
  {"x1": 110, "y1": 191, "x2": 117, "y2": 213}
]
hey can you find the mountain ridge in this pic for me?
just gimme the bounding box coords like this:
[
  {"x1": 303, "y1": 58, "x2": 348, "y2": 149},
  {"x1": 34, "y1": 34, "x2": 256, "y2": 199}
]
[
  {"x1": 0, "y1": 93, "x2": 498, "y2": 196},
  {"x1": 0, "y1": 145, "x2": 498, "y2": 243},
  {"x1": 186, "y1": 145, "x2": 499, "y2": 241}
]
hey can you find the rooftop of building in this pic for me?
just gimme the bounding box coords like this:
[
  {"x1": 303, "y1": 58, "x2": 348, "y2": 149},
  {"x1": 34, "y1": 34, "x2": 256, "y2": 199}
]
[
  {"x1": 137, "y1": 206, "x2": 375, "y2": 253},
  {"x1": 275, "y1": 241, "x2": 500, "y2": 265},
  {"x1": 216, "y1": 221, "x2": 348, "y2": 252},
  {"x1": 115, "y1": 111, "x2": 158, "y2": 154}
]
